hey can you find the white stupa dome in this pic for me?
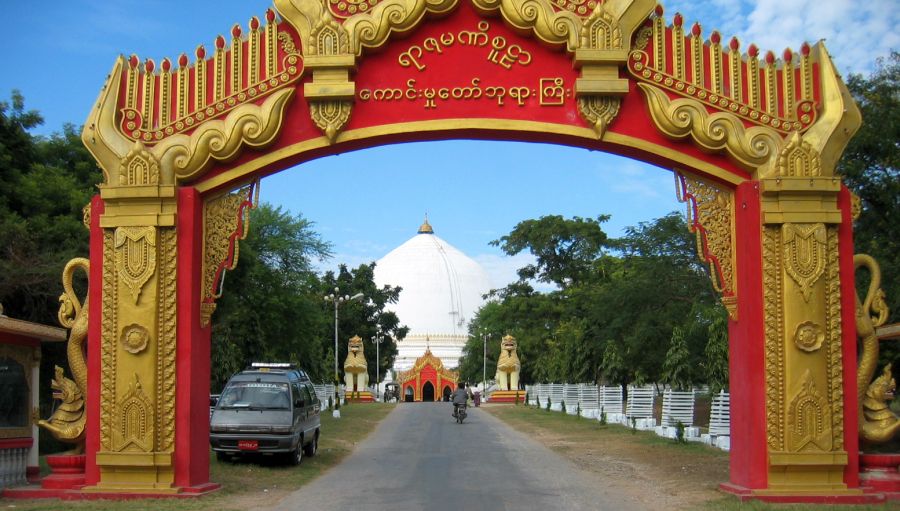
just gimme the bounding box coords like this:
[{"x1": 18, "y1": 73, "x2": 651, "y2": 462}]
[{"x1": 374, "y1": 218, "x2": 492, "y2": 372}]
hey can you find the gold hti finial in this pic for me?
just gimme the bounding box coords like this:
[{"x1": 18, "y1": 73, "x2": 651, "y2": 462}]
[{"x1": 418, "y1": 214, "x2": 433, "y2": 234}]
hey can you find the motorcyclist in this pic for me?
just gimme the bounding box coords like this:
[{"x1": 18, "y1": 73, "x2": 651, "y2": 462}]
[{"x1": 451, "y1": 382, "x2": 469, "y2": 418}]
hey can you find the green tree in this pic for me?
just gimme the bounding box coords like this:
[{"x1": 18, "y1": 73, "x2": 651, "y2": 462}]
[
  {"x1": 210, "y1": 204, "x2": 332, "y2": 390},
  {"x1": 839, "y1": 52, "x2": 900, "y2": 323},
  {"x1": 491, "y1": 214, "x2": 612, "y2": 288},
  {"x1": 0, "y1": 92, "x2": 101, "y2": 323},
  {"x1": 662, "y1": 326, "x2": 691, "y2": 390}
]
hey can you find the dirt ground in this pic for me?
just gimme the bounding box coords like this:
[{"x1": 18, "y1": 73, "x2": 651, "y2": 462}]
[{"x1": 484, "y1": 404, "x2": 730, "y2": 510}]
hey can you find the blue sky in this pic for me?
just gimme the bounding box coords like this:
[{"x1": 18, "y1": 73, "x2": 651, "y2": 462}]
[{"x1": 1, "y1": 1, "x2": 894, "y2": 288}]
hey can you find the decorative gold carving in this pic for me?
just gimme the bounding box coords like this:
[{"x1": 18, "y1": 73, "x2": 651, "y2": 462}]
[
  {"x1": 855, "y1": 254, "x2": 895, "y2": 444},
  {"x1": 119, "y1": 143, "x2": 160, "y2": 186},
  {"x1": 794, "y1": 321, "x2": 824, "y2": 353},
  {"x1": 115, "y1": 373, "x2": 154, "y2": 452},
  {"x1": 627, "y1": 11, "x2": 818, "y2": 135},
  {"x1": 38, "y1": 257, "x2": 91, "y2": 450},
  {"x1": 775, "y1": 132, "x2": 821, "y2": 178},
  {"x1": 787, "y1": 369, "x2": 832, "y2": 452},
  {"x1": 824, "y1": 227, "x2": 843, "y2": 448},
  {"x1": 201, "y1": 182, "x2": 258, "y2": 327},
  {"x1": 120, "y1": 324, "x2": 150, "y2": 355},
  {"x1": 577, "y1": 96, "x2": 620, "y2": 136},
  {"x1": 157, "y1": 228, "x2": 177, "y2": 452},
  {"x1": 637, "y1": 83, "x2": 783, "y2": 171},
  {"x1": 36, "y1": 366, "x2": 86, "y2": 449},
  {"x1": 311, "y1": 100, "x2": 353, "y2": 142},
  {"x1": 850, "y1": 193, "x2": 861, "y2": 222},
  {"x1": 152, "y1": 89, "x2": 295, "y2": 182},
  {"x1": 100, "y1": 231, "x2": 117, "y2": 451},
  {"x1": 764, "y1": 226, "x2": 785, "y2": 451},
  {"x1": 782, "y1": 223, "x2": 826, "y2": 302},
  {"x1": 82, "y1": 203, "x2": 92, "y2": 230},
  {"x1": 310, "y1": 13, "x2": 350, "y2": 55},
  {"x1": 675, "y1": 171, "x2": 737, "y2": 318},
  {"x1": 471, "y1": 0, "x2": 582, "y2": 50},
  {"x1": 114, "y1": 226, "x2": 157, "y2": 304},
  {"x1": 116, "y1": 14, "x2": 301, "y2": 147}
]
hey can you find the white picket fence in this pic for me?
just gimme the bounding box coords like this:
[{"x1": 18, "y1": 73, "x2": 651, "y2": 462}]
[
  {"x1": 701, "y1": 390, "x2": 731, "y2": 450},
  {"x1": 524, "y1": 382, "x2": 731, "y2": 451},
  {"x1": 655, "y1": 388, "x2": 699, "y2": 440},
  {"x1": 624, "y1": 385, "x2": 656, "y2": 429}
]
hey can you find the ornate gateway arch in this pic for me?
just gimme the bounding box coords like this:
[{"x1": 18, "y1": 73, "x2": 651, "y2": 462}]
[{"x1": 74, "y1": 0, "x2": 864, "y2": 500}]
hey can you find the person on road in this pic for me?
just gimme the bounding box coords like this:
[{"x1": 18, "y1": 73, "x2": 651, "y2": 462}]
[{"x1": 451, "y1": 382, "x2": 469, "y2": 418}]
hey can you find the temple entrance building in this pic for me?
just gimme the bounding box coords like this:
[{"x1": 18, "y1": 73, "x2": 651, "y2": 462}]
[{"x1": 398, "y1": 349, "x2": 459, "y2": 402}]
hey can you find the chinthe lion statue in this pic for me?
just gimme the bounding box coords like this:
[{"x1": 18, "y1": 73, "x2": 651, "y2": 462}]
[
  {"x1": 494, "y1": 334, "x2": 521, "y2": 391},
  {"x1": 343, "y1": 335, "x2": 369, "y2": 394}
]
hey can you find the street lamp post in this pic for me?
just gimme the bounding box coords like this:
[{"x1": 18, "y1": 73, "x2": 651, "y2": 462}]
[
  {"x1": 482, "y1": 333, "x2": 491, "y2": 393},
  {"x1": 371, "y1": 332, "x2": 384, "y2": 400},
  {"x1": 324, "y1": 287, "x2": 364, "y2": 418}
]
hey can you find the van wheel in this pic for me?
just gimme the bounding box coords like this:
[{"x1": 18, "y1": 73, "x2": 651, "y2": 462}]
[
  {"x1": 286, "y1": 444, "x2": 303, "y2": 466},
  {"x1": 303, "y1": 434, "x2": 318, "y2": 457}
]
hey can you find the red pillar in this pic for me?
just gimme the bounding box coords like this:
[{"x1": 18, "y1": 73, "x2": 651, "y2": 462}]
[
  {"x1": 838, "y1": 186, "x2": 860, "y2": 488},
  {"x1": 723, "y1": 180, "x2": 768, "y2": 491},
  {"x1": 174, "y1": 187, "x2": 217, "y2": 492},
  {"x1": 85, "y1": 194, "x2": 104, "y2": 485}
]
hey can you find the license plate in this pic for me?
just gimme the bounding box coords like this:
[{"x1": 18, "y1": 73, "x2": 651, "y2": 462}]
[{"x1": 238, "y1": 440, "x2": 258, "y2": 451}]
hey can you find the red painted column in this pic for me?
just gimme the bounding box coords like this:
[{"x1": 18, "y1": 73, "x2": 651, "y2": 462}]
[
  {"x1": 174, "y1": 187, "x2": 215, "y2": 491},
  {"x1": 837, "y1": 186, "x2": 860, "y2": 488},
  {"x1": 724, "y1": 180, "x2": 768, "y2": 491},
  {"x1": 85, "y1": 194, "x2": 104, "y2": 485}
]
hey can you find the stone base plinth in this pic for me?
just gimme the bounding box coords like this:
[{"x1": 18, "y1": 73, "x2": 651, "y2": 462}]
[
  {"x1": 489, "y1": 391, "x2": 525, "y2": 403},
  {"x1": 345, "y1": 391, "x2": 375, "y2": 403}
]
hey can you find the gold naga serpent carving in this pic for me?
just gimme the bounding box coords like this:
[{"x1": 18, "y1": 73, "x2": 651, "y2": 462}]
[
  {"x1": 37, "y1": 257, "x2": 90, "y2": 452},
  {"x1": 854, "y1": 254, "x2": 897, "y2": 444}
]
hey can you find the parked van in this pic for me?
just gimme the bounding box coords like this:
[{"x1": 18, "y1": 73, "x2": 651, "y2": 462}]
[{"x1": 209, "y1": 363, "x2": 320, "y2": 465}]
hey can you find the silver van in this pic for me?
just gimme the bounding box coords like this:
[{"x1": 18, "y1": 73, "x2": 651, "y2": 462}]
[{"x1": 209, "y1": 363, "x2": 320, "y2": 465}]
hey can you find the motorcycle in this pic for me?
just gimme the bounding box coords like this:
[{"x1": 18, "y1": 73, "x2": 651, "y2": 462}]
[{"x1": 454, "y1": 403, "x2": 467, "y2": 424}]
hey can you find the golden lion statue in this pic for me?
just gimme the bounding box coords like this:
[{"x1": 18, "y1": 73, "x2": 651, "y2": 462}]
[
  {"x1": 343, "y1": 335, "x2": 369, "y2": 394},
  {"x1": 494, "y1": 334, "x2": 521, "y2": 391}
]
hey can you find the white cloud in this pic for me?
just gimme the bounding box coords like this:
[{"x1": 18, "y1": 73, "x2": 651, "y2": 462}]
[{"x1": 664, "y1": 0, "x2": 896, "y2": 75}]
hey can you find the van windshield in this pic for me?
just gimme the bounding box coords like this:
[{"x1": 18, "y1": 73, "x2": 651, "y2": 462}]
[{"x1": 217, "y1": 382, "x2": 291, "y2": 410}]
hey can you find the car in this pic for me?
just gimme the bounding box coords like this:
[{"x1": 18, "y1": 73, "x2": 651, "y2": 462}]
[
  {"x1": 209, "y1": 363, "x2": 321, "y2": 465},
  {"x1": 209, "y1": 394, "x2": 219, "y2": 420}
]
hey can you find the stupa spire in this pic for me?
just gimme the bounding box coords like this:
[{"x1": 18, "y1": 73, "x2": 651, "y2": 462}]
[{"x1": 418, "y1": 213, "x2": 434, "y2": 234}]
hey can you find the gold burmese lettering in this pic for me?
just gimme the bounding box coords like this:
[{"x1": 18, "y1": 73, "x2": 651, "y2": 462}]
[
  {"x1": 358, "y1": 77, "x2": 568, "y2": 109},
  {"x1": 396, "y1": 21, "x2": 530, "y2": 72}
]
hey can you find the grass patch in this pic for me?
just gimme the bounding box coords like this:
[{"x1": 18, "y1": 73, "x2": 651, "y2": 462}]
[
  {"x1": 488, "y1": 405, "x2": 900, "y2": 511},
  {"x1": 0, "y1": 403, "x2": 395, "y2": 511}
]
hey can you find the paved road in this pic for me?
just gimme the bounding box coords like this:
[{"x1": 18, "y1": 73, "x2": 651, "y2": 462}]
[{"x1": 266, "y1": 403, "x2": 646, "y2": 511}]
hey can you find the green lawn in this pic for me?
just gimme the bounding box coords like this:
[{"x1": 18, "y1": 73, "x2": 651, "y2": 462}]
[
  {"x1": 0, "y1": 403, "x2": 395, "y2": 511},
  {"x1": 487, "y1": 405, "x2": 900, "y2": 511}
]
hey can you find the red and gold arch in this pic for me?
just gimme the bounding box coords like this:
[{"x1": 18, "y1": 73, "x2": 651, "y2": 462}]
[
  {"x1": 398, "y1": 349, "x2": 459, "y2": 402},
  {"x1": 43, "y1": 0, "x2": 881, "y2": 502}
]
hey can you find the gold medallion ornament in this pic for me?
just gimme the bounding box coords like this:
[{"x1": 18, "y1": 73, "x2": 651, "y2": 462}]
[
  {"x1": 120, "y1": 324, "x2": 150, "y2": 354},
  {"x1": 793, "y1": 321, "x2": 824, "y2": 353}
]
